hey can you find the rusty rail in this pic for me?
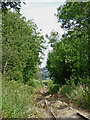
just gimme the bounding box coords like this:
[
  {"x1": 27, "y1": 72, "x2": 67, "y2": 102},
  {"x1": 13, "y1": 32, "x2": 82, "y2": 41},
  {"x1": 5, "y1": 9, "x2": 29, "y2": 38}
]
[
  {"x1": 44, "y1": 100, "x2": 57, "y2": 120},
  {"x1": 77, "y1": 112, "x2": 90, "y2": 120}
]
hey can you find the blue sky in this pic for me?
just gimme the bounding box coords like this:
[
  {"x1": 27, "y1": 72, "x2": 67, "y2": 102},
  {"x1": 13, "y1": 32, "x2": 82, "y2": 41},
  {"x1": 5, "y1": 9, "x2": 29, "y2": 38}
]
[{"x1": 20, "y1": 1, "x2": 65, "y2": 67}]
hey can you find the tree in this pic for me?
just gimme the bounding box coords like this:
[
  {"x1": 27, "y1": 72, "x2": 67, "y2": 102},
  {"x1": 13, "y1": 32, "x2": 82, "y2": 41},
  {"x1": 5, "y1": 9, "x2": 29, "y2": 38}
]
[
  {"x1": 56, "y1": 1, "x2": 89, "y2": 76},
  {"x1": 1, "y1": 0, "x2": 26, "y2": 13},
  {"x1": 47, "y1": 32, "x2": 72, "y2": 85},
  {"x1": 46, "y1": 2, "x2": 89, "y2": 85},
  {"x1": 56, "y1": 2, "x2": 89, "y2": 30},
  {"x1": 2, "y1": 10, "x2": 45, "y2": 83}
]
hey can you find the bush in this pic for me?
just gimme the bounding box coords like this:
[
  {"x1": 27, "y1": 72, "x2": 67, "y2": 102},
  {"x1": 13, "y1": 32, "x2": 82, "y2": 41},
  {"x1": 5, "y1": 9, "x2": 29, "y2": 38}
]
[
  {"x1": 60, "y1": 85, "x2": 74, "y2": 95},
  {"x1": 42, "y1": 79, "x2": 53, "y2": 86},
  {"x1": 2, "y1": 80, "x2": 35, "y2": 118},
  {"x1": 49, "y1": 84, "x2": 59, "y2": 94},
  {"x1": 47, "y1": 79, "x2": 53, "y2": 88},
  {"x1": 33, "y1": 79, "x2": 42, "y2": 88},
  {"x1": 60, "y1": 84, "x2": 89, "y2": 109},
  {"x1": 70, "y1": 85, "x2": 89, "y2": 108}
]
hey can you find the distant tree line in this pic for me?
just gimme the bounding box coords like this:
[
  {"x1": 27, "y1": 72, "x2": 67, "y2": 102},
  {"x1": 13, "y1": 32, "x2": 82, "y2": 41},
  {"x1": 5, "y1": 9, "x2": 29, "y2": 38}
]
[{"x1": 41, "y1": 67, "x2": 49, "y2": 80}]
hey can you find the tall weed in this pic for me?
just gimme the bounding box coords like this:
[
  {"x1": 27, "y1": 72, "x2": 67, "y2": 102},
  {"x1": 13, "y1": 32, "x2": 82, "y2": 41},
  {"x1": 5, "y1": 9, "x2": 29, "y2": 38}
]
[
  {"x1": 60, "y1": 84, "x2": 89, "y2": 109},
  {"x1": 2, "y1": 80, "x2": 35, "y2": 118}
]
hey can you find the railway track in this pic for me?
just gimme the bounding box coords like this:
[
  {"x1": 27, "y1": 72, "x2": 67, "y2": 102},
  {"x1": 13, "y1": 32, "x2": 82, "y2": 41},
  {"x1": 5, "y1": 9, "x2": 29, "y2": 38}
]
[
  {"x1": 44, "y1": 100, "x2": 57, "y2": 120},
  {"x1": 33, "y1": 88, "x2": 89, "y2": 120},
  {"x1": 43, "y1": 99, "x2": 89, "y2": 120},
  {"x1": 77, "y1": 113, "x2": 90, "y2": 120}
]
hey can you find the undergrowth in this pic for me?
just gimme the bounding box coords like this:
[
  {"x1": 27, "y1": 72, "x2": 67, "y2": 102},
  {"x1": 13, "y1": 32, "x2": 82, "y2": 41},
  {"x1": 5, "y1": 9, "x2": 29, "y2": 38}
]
[
  {"x1": 2, "y1": 79, "x2": 41, "y2": 118},
  {"x1": 60, "y1": 84, "x2": 89, "y2": 109}
]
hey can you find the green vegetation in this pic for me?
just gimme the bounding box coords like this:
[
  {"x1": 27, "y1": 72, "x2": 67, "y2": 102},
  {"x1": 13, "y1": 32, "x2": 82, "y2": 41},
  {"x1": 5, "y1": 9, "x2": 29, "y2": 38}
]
[
  {"x1": 2, "y1": 6, "x2": 45, "y2": 118},
  {"x1": 1, "y1": 1, "x2": 90, "y2": 118},
  {"x1": 1, "y1": 1, "x2": 25, "y2": 13},
  {"x1": 47, "y1": 79, "x2": 54, "y2": 88},
  {"x1": 2, "y1": 77, "x2": 43, "y2": 118},
  {"x1": 49, "y1": 84, "x2": 59, "y2": 95},
  {"x1": 2, "y1": 80, "x2": 35, "y2": 118},
  {"x1": 60, "y1": 85, "x2": 73, "y2": 95},
  {"x1": 46, "y1": 79, "x2": 59, "y2": 95},
  {"x1": 42, "y1": 79, "x2": 53, "y2": 86},
  {"x1": 60, "y1": 85, "x2": 89, "y2": 109},
  {"x1": 46, "y1": 2, "x2": 89, "y2": 85},
  {"x1": 46, "y1": 2, "x2": 89, "y2": 108},
  {"x1": 2, "y1": 10, "x2": 45, "y2": 83}
]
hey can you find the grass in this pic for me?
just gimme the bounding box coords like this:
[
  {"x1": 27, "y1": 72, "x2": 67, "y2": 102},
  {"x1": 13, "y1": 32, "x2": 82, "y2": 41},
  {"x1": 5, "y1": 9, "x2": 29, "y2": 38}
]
[
  {"x1": 60, "y1": 84, "x2": 89, "y2": 109},
  {"x1": 2, "y1": 79, "x2": 40, "y2": 118}
]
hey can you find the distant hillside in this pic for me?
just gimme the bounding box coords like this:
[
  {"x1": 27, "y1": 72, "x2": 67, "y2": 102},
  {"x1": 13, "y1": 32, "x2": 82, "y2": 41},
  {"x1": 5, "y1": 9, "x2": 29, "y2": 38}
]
[{"x1": 41, "y1": 67, "x2": 49, "y2": 80}]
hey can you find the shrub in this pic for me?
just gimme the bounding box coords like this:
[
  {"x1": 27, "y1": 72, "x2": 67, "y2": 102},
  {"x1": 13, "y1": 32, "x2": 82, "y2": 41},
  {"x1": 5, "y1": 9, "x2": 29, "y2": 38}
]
[
  {"x1": 70, "y1": 85, "x2": 89, "y2": 108},
  {"x1": 60, "y1": 84, "x2": 89, "y2": 109},
  {"x1": 33, "y1": 79, "x2": 42, "y2": 88},
  {"x1": 60, "y1": 85, "x2": 74, "y2": 95},
  {"x1": 47, "y1": 79, "x2": 53, "y2": 88},
  {"x1": 2, "y1": 80, "x2": 35, "y2": 118},
  {"x1": 42, "y1": 80, "x2": 48, "y2": 86},
  {"x1": 42, "y1": 79, "x2": 53, "y2": 86},
  {"x1": 49, "y1": 84, "x2": 59, "y2": 94}
]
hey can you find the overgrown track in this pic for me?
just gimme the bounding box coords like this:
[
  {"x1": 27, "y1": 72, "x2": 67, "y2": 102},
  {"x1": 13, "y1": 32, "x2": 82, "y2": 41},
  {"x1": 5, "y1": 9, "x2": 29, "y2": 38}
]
[
  {"x1": 44, "y1": 99, "x2": 90, "y2": 120},
  {"x1": 32, "y1": 87, "x2": 89, "y2": 120}
]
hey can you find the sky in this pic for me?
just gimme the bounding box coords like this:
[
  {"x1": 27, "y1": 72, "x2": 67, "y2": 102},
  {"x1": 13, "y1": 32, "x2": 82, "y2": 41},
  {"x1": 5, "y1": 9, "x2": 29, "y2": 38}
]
[
  {"x1": 20, "y1": 1, "x2": 65, "y2": 68},
  {"x1": 22, "y1": 0, "x2": 65, "y2": 2}
]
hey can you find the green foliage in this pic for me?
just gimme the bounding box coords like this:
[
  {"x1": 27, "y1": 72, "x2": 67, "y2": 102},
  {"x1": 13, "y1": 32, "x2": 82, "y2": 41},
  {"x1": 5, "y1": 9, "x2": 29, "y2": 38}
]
[
  {"x1": 42, "y1": 80, "x2": 48, "y2": 86},
  {"x1": 47, "y1": 2, "x2": 89, "y2": 85},
  {"x1": 33, "y1": 67, "x2": 42, "y2": 80},
  {"x1": 42, "y1": 79, "x2": 53, "y2": 86},
  {"x1": 2, "y1": 80, "x2": 35, "y2": 118},
  {"x1": 47, "y1": 29, "x2": 88, "y2": 85},
  {"x1": 60, "y1": 85, "x2": 74, "y2": 95},
  {"x1": 46, "y1": 2, "x2": 89, "y2": 109},
  {"x1": 60, "y1": 84, "x2": 89, "y2": 109},
  {"x1": 56, "y1": 2, "x2": 89, "y2": 31},
  {"x1": 31, "y1": 79, "x2": 42, "y2": 88},
  {"x1": 70, "y1": 85, "x2": 89, "y2": 109},
  {"x1": 1, "y1": 1, "x2": 26, "y2": 13},
  {"x1": 47, "y1": 79, "x2": 54, "y2": 89},
  {"x1": 2, "y1": 11, "x2": 45, "y2": 83},
  {"x1": 47, "y1": 39, "x2": 72, "y2": 85},
  {"x1": 71, "y1": 86, "x2": 89, "y2": 108},
  {"x1": 56, "y1": 1, "x2": 89, "y2": 76},
  {"x1": 78, "y1": 76, "x2": 90, "y2": 87},
  {"x1": 49, "y1": 84, "x2": 59, "y2": 94},
  {"x1": 46, "y1": 30, "x2": 60, "y2": 47}
]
